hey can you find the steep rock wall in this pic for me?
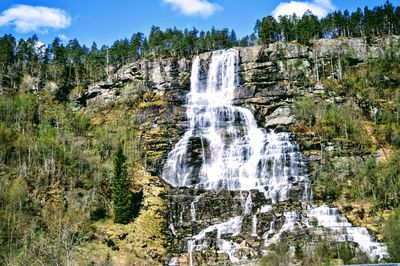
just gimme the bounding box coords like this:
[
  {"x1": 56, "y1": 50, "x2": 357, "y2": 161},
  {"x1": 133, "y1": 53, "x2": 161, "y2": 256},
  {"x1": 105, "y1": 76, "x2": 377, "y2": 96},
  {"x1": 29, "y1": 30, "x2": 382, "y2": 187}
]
[
  {"x1": 75, "y1": 37, "x2": 398, "y2": 175},
  {"x1": 74, "y1": 36, "x2": 399, "y2": 264}
]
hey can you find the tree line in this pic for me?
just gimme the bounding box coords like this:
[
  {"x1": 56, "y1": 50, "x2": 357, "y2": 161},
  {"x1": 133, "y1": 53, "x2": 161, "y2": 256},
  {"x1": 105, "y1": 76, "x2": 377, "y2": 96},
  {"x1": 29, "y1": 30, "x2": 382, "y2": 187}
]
[
  {"x1": 255, "y1": 1, "x2": 400, "y2": 44},
  {"x1": 0, "y1": 27, "x2": 240, "y2": 96},
  {"x1": 0, "y1": 1, "x2": 399, "y2": 95}
]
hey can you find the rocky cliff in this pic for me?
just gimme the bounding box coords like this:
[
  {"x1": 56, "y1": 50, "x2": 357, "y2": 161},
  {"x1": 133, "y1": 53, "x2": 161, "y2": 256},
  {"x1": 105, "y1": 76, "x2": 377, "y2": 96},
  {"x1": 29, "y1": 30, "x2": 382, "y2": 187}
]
[
  {"x1": 76, "y1": 36, "x2": 398, "y2": 172},
  {"x1": 74, "y1": 36, "x2": 399, "y2": 265}
]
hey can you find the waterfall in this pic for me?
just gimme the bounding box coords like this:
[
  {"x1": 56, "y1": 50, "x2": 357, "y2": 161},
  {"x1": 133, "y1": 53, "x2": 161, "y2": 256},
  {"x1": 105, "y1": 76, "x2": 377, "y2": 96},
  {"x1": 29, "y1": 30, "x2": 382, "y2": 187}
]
[
  {"x1": 162, "y1": 49, "x2": 305, "y2": 199},
  {"x1": 190, "y1": 195, "x2": 201, "y2": 222},
  {"x1": 251, "y1": 214, "x2": 258, "y2": 237},
  {"x1": 163, "y1": 49, "x2": 388, "y2": 263}
]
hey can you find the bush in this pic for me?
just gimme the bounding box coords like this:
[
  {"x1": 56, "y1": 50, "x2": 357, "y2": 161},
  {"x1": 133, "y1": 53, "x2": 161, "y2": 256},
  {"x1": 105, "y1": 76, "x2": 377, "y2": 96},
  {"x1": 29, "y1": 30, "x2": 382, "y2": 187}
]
[
  {"x1": 335, "y1": 243, "x2": 355, "y2": 264},
  {"x1": 293, "y1": 98, "x2": 318, "y2": 127},
  {"x1": 383, "y1": 207, "x2": 400, "y2": 262},
  {"x1": 260, "y1": 241, "x2": 289, "y2": 266}
]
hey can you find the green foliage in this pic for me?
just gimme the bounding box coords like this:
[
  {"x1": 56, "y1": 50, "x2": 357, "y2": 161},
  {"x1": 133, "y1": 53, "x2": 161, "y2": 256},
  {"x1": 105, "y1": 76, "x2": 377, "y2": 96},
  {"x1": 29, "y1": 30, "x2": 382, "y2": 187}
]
[
  {"x1": 0, "y1": 26, "x2": 240, "y2": 93},
  {"x1": 337, "y1": 151, "x2": 398, "y2": 208},
  {"x1": 255, "y1": 1, "x2": 400, "y2": 44},
  {"x1": 320, "y1": 150, "x2": 399, "y2": 211},
  {"x1": 0, "y1": 91, "x2": 144, "y2": 264},
  {"x1": 294, "y1": 98, "x2": 365, "y2": 145},
  {"x1": 318, "y1": 175, "x2": 342, "y2": 202},
  {"x1": 313, "y1": 149, "x2": 400, "y2": 210},
  {"x1": 383, "y1": 206, "x2": 400, "y2": 262},
  {"x1": 292, "y1": 45, "x2": 400, "y2": 241},
  {"x1": 262, "y1": 240, "x2": 361, "y2": 265},
  {"x1": 336, "y1": 243, "x2": 355, "y2": 264},
  {"x1": 294, "y1": 98, "x2": 319, "y2": 127},
  {"x1": 259, "y1": 241, "x2": 289, "y2": 266},
  {"x1": 312, "y1": 155, "x2": 347, "y2": 203},
  {"x1": 301, "y1": 240, "x2": 361, "y2": 265},
  {"x1": 112, "y1": 146, "x2": 133, "y2": 224},
  {"x1": 0, "y1": 2, "x2": 398, "y2": 96},
  {"x1": 255, "y1": 16, "x2": 278, "y2": 44},
  {"x1": 320, "y1": 103, "x2": 362, "y2": 141}
]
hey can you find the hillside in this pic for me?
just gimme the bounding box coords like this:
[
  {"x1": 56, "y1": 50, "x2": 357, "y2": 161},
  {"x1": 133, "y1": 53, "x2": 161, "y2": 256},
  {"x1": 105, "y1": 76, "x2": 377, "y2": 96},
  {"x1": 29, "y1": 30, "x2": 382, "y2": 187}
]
[{"x1": 1, "y1": 34, "x2": 399, "y2": 265}]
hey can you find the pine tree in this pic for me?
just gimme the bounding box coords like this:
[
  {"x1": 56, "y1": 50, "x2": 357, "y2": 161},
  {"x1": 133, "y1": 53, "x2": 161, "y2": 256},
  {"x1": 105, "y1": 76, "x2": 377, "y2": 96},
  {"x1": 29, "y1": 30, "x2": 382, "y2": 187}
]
[
  {"x1": 0, "y1": 34, "x2": 16, "y2": 87},
  {"x1": 112, "y1": 146, "x2": 132, "y2": 224}
]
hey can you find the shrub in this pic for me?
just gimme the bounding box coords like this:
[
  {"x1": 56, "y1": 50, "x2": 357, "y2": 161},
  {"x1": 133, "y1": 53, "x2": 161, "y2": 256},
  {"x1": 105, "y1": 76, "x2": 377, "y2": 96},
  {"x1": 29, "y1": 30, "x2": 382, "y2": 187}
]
[{"x1": 383, "y1": 207, "x2": 400, "y2": 262}]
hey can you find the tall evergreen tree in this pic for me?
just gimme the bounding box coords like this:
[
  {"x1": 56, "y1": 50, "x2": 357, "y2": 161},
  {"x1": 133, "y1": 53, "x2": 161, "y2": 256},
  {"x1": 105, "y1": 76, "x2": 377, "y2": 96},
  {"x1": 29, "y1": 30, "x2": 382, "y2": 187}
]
[
  {"x1": 255, "y1": 16, "x2": 278, "y2": 44},
  {"x1": 130, "y1": 32, "x2": 143, "y2": 60},
  {"x1": 239, "y1": 36, "x2": 250, "y2": 47},
  {"x1": 112, "y1": 146, "x2": 132, "y2": 224},
  {"x1": 0, "y1": 34, "x2": 16, "y2": 87},
  {"x1": 229, "y1": 30, "x2": 238, "y2": 47}
]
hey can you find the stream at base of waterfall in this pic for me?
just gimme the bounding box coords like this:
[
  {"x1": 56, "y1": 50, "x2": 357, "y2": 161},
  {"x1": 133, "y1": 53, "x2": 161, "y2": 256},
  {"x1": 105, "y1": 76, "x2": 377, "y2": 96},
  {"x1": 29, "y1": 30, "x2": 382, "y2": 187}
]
[{"x1": 162, "y1": 49, "x2": 388, "y2": 265}]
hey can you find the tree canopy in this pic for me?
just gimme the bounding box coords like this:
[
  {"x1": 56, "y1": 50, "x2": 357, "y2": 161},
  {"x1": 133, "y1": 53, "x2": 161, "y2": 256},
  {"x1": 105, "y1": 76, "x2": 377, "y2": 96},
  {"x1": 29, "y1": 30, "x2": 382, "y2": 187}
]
[{"x1": 0, "y1": 1, "x2": 398, "y2": 95}]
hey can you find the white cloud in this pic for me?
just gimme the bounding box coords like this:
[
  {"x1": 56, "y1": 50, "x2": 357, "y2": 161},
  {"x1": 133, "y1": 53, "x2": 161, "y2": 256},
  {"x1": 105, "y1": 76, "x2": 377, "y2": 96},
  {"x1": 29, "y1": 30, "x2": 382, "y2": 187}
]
[
  {"x1": 0, "y1": 5, "x2": 71, "y2": 33},
  {"x1": 272, "y1": 0, "x2": 335, "y2": 19},
  {"x1": 163, "y1": 0, "x2": 222, "y2": 17}
]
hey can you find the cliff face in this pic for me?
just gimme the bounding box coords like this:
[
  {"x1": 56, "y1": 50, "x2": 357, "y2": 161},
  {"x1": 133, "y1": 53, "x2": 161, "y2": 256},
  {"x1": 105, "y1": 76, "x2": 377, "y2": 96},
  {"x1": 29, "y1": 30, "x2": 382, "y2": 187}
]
[
  {"x1": 74, "y1": 36, "x2": 399, "y2": 264},
  {"x1": 77, "y1": 37, "x2": 395, "y2": 172}
]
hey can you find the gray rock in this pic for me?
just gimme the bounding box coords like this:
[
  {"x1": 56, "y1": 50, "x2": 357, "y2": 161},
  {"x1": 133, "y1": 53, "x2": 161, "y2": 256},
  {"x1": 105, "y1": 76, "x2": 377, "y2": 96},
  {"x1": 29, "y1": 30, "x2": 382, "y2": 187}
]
[
  {"x1": 75, "y1": 57, "x2": 191, "y2": 108},
  {"x1": 74, "y1": 37, "x2": 399, "y2": 265},
  {"x1": 265, "y1": 106, "x2": 294, "y2": 128}
]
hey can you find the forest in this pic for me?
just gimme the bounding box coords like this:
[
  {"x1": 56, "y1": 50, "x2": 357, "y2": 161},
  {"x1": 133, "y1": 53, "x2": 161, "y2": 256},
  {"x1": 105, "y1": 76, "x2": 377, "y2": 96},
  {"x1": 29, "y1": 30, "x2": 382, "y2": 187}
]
[{"x1": 0, "y1": 1, "x2": 399, "y2": 96}]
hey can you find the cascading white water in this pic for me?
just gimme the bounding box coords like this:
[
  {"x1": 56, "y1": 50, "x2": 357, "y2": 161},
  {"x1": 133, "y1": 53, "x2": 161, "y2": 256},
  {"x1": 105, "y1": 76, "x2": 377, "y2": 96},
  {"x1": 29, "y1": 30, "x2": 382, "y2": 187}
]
[
  {"x1": 188, "y1": 192, "x2": 251, "y2": 264},
  {"x1": 190, "y1": 195, "x2": 201, "y2": 222},
  {"x1": 251, "y1": 214, "x2": 258, "y2": 236},
  {"x1": 163, "y1": 49, "x2": 388, "y2": 263},
  {"x1": 308, "y1": 206, "x2": 388, "y2": 261},
  {"x1": 162, "y1": 49, "x2": 304, "y2": 199}
]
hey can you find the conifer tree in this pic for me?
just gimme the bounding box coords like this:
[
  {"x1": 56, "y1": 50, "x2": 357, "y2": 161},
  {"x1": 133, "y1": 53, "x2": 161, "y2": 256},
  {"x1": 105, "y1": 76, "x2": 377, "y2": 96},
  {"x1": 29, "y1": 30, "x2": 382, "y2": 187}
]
[{"x1": 112, "y1": 146, "x2": 132, "y2": 224}]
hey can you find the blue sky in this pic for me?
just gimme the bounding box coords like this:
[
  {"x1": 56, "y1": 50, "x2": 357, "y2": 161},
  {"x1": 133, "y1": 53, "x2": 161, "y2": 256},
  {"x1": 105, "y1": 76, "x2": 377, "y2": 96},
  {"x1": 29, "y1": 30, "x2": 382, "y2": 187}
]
[{"x1": 0, "y1": 0, "x2": 389, "y2": 46}]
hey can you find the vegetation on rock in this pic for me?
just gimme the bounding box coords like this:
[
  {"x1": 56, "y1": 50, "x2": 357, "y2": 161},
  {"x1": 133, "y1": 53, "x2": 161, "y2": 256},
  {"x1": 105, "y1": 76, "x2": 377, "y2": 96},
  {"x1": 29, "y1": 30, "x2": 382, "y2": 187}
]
[
  {"x1": 291, "y1": 32, "x2": 400, "y2": 261},
  {"x1": 1, "y1": 2, "x2": 399, "y2": 95},
  {"x1": 260, "y1": 239, "x2": 371, "y2": 266},
  {"x1": 0, "y1": 89, "x2": 162, "y2": 264},
  {"x1": 0, "y1": 1, "x2": 399, "y2": 265},
  {"x1": 383, "y1": 207, "x2": 400, "y2": 262}
]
